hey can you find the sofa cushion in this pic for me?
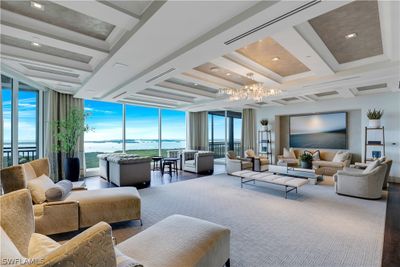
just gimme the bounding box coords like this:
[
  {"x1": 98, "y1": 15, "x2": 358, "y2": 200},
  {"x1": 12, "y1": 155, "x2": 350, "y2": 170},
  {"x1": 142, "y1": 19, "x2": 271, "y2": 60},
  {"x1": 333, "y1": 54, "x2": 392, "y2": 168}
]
[
  {"x1": 283, "y1": 148, "x2": 296, "y2": 159},
  {"x1": 115, "y1": 247, "x2": 143, "y2": 267},
  {"x1": 332, "y1": 151, "x2": 350, "y2": 162},
  {"x1": 45, "y1": 180, "x2": 73, "y2": 202},
  {"x1": 363, "y1": 160, "x2": 379, "y2": 174},
  {"x1": 28, "y1": 233, "x2": 61, "y2": 259},
  {"x1": 313, "y1": 160, "x2": 344, "y2": 168},
  {"x1": 1, "y1": 226, "x2": 24, "y2": 262},
  {"x1": 23, "y1": 163, "x2": 37, "y2": 180},
  {"x1": 28, "y1": 175, "x2": 55, "y2": 204},
  {"x1": 241, "y1": 161, "x2": 253, "y2": 169},
  {"x1": 184, "y1": 160, "x2": 196, "y2": 167},
  {"x1": 226, "y1": 151, "x2": 237, "y2": 159}
]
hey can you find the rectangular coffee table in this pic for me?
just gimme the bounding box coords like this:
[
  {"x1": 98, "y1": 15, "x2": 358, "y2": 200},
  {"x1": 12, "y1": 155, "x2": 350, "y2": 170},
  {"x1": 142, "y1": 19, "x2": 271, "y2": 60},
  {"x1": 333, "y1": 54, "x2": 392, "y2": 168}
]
[{"x1": 268, "y1": 164, "x2": 322, "y2": 184}]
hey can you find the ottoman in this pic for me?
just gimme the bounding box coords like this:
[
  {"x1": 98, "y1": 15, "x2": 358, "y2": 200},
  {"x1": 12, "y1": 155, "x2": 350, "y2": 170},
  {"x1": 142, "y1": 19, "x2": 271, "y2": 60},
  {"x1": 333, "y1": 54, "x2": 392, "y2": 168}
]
[
  {"x1": 66, "y1": 187, "x2": 141, "y2": 228},
  {"x1": 117, "y1": 214, "x2": 231, "y2": 267}
]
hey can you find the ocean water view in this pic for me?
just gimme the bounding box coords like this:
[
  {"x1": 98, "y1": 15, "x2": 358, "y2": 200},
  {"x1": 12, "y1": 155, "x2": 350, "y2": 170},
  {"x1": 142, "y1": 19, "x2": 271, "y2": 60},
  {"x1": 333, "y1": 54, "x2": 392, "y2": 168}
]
[{"x1": 84, "y1": 139, "x2": 185, "y2": 153}]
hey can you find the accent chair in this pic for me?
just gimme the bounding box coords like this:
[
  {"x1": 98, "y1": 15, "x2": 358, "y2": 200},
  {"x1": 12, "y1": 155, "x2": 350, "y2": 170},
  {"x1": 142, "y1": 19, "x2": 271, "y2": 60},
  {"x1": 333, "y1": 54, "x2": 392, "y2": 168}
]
[
  {"x1": 182, "y1": 150, "x2": 214, "y2": 174},
  {"x1": 226, "y1": 151, "x2": 253, "y2": 175},
  {"x1": 245, "y1": 149, "x2": 269, "y2": 172}
]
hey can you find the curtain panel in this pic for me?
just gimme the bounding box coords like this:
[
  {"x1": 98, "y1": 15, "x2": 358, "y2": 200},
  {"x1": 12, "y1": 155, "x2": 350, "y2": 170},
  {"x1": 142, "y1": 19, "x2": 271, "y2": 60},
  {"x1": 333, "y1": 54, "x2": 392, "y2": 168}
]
[
  {"x1": 187, "y1": 111, "x2": 209, "y2": 150},
  {"x1": 0, "y1": 88, "x2": 3, "y2": 168},
  {"x1": 44, "y1": 90, "x2": 84, "y2": 181},
  {"x1": 241, "y1": 108, "x2": 256, "y2": 155}
]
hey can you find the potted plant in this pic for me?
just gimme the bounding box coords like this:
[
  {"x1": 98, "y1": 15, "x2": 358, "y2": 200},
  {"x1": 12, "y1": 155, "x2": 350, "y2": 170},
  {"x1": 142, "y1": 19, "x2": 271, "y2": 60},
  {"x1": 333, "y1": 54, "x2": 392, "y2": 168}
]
[
  {"x1": 299, "y1": 153, "x2": 313, "y2": 169},
  {"x1": 53, "y1": 108, "x2": 91, "y2": 181},
  {"x1": 367, "y1": 109, "x2": 383, "y2": 128},
  {"x1": 260, "y1": 119, "x2": 269, "y2": 131}
]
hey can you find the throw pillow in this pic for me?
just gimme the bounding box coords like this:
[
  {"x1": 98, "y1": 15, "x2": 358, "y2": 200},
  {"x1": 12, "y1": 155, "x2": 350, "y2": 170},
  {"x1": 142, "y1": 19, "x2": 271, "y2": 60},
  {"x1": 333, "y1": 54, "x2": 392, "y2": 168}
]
[
  {"x1": 363, "y1": 160, "x2": 380, "y2": 174},
  {"x1": 23, "y1": 164, "x2": 37, "y2": 181},
  {"x1": 28, "y1": 233, "x2": 61, "y2": 259},
  {"x1": 28, "y1": 175, "x2": 55, "y2": 204},
  {"x1": 332, "y1": 151, "x2": 349, "y2": 162},
  {"x1": 1, "y1": 227, "x2": 25, "y2": 262},
  {"x1": 283, "y1": 148, "x2": 296, "y2": 159},
  {"x1": 45, "y1": 180, "x2": 73, "y2": 202},
  {"x1": 304, "y1": 150, "x2": 320, "y2": 160},
  {"x1": 378, "y1": 156, "x2": 386, "y2": 164}
]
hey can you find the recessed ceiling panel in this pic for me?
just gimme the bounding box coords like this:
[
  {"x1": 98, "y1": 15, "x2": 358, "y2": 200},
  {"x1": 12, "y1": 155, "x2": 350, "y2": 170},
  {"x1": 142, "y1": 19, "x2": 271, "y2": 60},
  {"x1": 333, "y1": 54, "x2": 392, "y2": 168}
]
[
  {"x1": 309, "y1": 0, "x2": 383, "y2": 64},
  {"x1": 165, "y1": 78, "x2": 218, "y2": 93},
  {"x1": 21, "y1": 64, "x2": 80, "y2": 78},
  {"x1": 1, "y1": 34, "x2": 93, "y2": 63},
  {"x1": 193, "y1": 62, "x2": 255, "y2": 86},
  {"x1": 236, "y1": 37, "x2": 309, "y2": 77},
  {"x1": 0, "y1": 0, "x2": 115, "y2": 40}
]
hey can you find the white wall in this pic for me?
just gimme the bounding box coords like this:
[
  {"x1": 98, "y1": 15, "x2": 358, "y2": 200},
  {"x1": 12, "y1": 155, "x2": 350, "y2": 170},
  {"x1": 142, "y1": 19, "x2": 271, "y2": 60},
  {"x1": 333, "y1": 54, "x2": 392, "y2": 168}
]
[{"x1": 256, "y1": 92, "x2": 400, "y2": 180}]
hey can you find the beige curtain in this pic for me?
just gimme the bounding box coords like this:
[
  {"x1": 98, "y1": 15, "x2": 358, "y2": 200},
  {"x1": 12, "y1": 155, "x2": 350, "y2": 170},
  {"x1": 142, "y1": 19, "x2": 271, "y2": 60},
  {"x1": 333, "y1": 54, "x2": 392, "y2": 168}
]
[
  {"x1": 241, "y1": 108, "x2": 256, "y2": 155},
  {"x1": 186, "y1": 111, "x2": 209, "y2": 150},
  {"x1": 44, "y1": 90, "x2": 84, "y2": 181}
]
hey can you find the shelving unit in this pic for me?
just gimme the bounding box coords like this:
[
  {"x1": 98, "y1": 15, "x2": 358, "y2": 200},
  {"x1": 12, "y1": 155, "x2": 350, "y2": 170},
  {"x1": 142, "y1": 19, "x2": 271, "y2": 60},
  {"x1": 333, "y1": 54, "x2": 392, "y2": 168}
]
[
  {"x1": 257, "y1": 130, "x2": 273, "y2": 162},
  {"x1": 364, "y1": 126, "x2": 385, "y2": 162}
]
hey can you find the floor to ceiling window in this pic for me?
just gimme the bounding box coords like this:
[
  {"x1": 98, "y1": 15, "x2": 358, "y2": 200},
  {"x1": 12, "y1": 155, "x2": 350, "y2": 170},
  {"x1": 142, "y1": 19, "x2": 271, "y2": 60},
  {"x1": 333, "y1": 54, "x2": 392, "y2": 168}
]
[
  {"x1": 84, "y1": 100, "x2": 123, "y2": 169},
  {"x1": 208, "y1": 111, "x2": 242, "y2": 159},
  {"x1": 2, "y1": 75, "x2": 13, "y2": 167},
  {"x1": 18, "y1": 83, "x2": 39, "y2": 164},
  {"x1": 125, "y1": 105, "x2": 159, "y2": 157},
  {"x1": 161, "y1": 109, "x2": 186, "y2": 157}
]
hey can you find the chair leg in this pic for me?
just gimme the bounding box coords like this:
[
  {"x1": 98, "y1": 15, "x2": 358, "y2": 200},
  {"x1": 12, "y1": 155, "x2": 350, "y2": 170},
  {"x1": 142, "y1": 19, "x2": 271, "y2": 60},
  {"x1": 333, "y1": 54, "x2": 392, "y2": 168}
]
[{"x1": 225, "y1": 258, "x2": 230, "y2": 267}]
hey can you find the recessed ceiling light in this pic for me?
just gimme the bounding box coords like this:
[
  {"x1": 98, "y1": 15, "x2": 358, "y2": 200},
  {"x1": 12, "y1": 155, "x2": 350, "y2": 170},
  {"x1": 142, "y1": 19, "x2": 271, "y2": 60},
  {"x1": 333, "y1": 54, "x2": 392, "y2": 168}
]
[
  {"x1": 226, "y1": 72, "x2": 231, "y2": 76},
  {"x1": 31, "y1": 1, "x2": 44, "y2": 10},
  {"x1": 345, "y1": 32, "x2": 357, "y2": 39},
  {"x1": 113, "y1": 62, "x2": 128, "y2": 69},
  {"x1": 194, "y1": 83, "x2": 198, "y2": 86},
  {"x1": 271, "y1": 57, "x2": 280, "y2": 61},
  {"x1": 210, "y1": 67, "x2": 219, "y2": 72},
  {"x1": 31, "y1": 42, "x2": 41, "y2": 47}
]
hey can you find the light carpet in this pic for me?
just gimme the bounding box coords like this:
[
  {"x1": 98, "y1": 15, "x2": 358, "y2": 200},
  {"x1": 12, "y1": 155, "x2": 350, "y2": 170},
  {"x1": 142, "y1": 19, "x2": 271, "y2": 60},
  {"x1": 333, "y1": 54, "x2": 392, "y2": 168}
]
[{"x1": 113, "y1": 174, "x2": 387, "y2": 267}]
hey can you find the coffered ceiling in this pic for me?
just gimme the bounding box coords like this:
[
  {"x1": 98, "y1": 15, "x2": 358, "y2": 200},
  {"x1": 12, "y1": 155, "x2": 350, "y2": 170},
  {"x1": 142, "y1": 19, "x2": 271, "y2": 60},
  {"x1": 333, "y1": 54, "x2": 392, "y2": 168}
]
[{"x1": 1, "y1": 0, "x2": 399, "y2": 110}]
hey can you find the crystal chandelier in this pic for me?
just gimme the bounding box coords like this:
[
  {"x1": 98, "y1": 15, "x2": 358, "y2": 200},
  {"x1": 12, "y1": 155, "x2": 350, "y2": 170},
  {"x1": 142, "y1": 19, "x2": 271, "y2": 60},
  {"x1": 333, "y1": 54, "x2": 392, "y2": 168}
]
[{"x1": 219, "y1": 73, "x2": 282, "y2": 102}]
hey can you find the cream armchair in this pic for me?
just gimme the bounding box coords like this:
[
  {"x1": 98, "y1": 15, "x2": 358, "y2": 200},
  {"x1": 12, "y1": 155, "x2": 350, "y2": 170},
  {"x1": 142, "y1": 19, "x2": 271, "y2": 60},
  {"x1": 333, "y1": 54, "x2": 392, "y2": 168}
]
[
  {"x1": 245, "y1": 149, "x2": 269, "y2": 172},
  {"x1": 182, "y1": 150, "x2": 214, "y2": 174},
  {"x1": 1, "y1": 189, "x2": 231, "y2": 267},
  {"x1": 226, "y1": 151, "x2": 253, "y2": 175},
  {"x1": 333, "y1": 162, "x2": 387, "y2": 199}
]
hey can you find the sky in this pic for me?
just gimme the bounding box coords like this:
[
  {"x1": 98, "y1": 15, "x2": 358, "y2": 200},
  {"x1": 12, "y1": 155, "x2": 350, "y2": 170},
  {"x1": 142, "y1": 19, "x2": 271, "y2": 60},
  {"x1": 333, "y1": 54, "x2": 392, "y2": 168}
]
[
  {"x1": 290, "y1": 113, "x2": 346, "y2": 135},
  {"x1": 84, "y1": 100, "x2": 186, "y2": 141},
  {"x1": 2, "y1": 87, "x2": 38, "y2": 144}
]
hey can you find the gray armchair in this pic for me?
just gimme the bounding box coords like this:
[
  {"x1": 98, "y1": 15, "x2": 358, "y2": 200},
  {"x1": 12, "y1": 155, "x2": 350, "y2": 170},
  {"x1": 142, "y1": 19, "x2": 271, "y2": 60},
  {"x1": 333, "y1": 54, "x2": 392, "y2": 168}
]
[
  {"x1": 226, "y1": 151, "x2": 253, "y2": 175},
  {"x1": 182, "y1": 150, "x2": 214, "y2": 174},
  {"x1": 333, "y1": 162, "x2": 387, "y2": 199}
]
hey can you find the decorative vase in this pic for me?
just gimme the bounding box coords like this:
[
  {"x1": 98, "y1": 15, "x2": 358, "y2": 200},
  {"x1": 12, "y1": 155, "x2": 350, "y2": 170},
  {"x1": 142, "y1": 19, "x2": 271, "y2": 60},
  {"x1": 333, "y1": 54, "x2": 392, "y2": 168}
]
[
  {"x1": 368, "y1": 119, "x2": 381, "y2": 128},
  {"x1": 261, "y1": 125, "x2": 268, "y2": 131},
  {"x1": 64, "y1": 157, "x2": 80, "y2": 181},
  {"x1": 300, "y1": 160, "x2": 312, "y2": 169}
]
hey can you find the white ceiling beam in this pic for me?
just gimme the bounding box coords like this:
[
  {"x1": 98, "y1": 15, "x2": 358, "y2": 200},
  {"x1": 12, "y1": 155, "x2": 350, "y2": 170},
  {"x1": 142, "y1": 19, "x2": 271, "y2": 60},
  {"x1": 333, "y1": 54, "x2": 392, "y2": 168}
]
[
  {"x1": 272, "y1": 27, "x2": 334, "y2": 76},
  {"x1": 174, "y1": 73, "x2": 220, "y2": 91},
  {"x1": 337, "y1": 88, "x2": 356, "y2": 98},
  {"x1": 151, "y1": 85, "x2": 215, "y2": 99},
  {"x1": 0, "y1": 24, "x2": 108, "y2": 59},
  {"x1": 156, "y1": 81, "x2": 218, "y2": 99},
  {"x1": 1, "y1": 45, "x2": 93, "y2": 73},
  {"x1": 1, "y1": 10, "x2": 110, "y2": 52},
  {"x1": 52, "y1": 0, "x2": 139, "y2": 30},
  {"x1": 25, "y1": 70, "x2": 82, "y2": 85},
  {"x1": 122, "y1": 96, "x2": 177, "y2": 108},
  {"x1": 210, "y1": 57, "x2": 281, "y2": 87},
  {"x1": 225, "y1": 52, "x2": 283, "y2": 83},
  {"x1": 183, "y1": 69, "x2": 242, "y2": 89},
  {"x1": 136, "y1": 89, "x2": 194, "y2": 103}
]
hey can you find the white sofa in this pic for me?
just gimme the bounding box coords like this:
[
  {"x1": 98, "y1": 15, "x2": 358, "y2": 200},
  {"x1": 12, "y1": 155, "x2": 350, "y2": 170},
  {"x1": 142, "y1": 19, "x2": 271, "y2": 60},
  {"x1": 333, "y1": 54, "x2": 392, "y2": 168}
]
[{"x1": 182, "y1": 150, "x2": 214, "y2": 174}]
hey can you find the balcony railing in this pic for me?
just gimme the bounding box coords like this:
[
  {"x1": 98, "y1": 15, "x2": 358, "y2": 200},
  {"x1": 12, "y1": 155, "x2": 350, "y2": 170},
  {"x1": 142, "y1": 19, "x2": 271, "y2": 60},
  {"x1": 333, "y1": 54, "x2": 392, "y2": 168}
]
[
  {"x1": 209, "y1": 141, "x2": 241, "y2": 158},
  {"x1": 3, "y1": 146, "x2": 38, "y2": 166}
]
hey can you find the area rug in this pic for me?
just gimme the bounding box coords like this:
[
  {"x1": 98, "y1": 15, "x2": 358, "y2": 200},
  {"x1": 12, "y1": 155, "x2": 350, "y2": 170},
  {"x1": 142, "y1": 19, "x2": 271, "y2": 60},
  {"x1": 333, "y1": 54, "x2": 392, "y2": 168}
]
[{"x1": 113, "y1": 174, "x2": 387, "y2": 267}]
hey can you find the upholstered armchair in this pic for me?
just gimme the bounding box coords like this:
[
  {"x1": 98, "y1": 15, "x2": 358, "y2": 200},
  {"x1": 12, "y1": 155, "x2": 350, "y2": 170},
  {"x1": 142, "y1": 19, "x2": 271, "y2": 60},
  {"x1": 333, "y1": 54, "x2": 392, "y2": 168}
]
[
  {"x1": 182, "y1": 150, "x2": 214, "y2": 174},
  {"x1": 333, "y1": 162, "x2": 387, "y2": 199},
  {"x1": 352, "y1": 159, "x2": 392, "y2": 190},
  {"x1": 225, "y1": 151, "x2": 253, "y2": 175},
  {"x1": 245, "y1": 149, "x2": 269, "y2": 172}
]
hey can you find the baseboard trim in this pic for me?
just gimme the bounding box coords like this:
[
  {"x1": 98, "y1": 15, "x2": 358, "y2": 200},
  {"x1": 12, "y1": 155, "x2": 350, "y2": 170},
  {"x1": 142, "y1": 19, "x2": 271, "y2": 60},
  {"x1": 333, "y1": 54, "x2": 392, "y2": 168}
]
[{"x1": 388, "y1": 176, "x2": 400, "y2": 183}]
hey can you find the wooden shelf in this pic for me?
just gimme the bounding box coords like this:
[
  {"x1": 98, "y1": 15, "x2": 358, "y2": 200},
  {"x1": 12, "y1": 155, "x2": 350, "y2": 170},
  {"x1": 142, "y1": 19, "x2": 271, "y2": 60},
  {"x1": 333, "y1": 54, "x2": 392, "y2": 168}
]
[{"x1": 364, "y1": 126, "x2": 385, "y2": 163}]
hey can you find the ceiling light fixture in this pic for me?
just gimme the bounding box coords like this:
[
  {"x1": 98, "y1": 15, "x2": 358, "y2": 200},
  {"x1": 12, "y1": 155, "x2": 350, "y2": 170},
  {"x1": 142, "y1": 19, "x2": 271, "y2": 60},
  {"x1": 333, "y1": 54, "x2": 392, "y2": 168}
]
[
  {"x1": 31, "y1": 1, "x2": 44, "y2": 10},
  {"x1": 345, "y1": 32, "x2": 357, "y2": 39},
  {"x1": 31, "y1": 42, "x2": 41, "y2": 47},
  {"x1": 194, "y1": 83, "x2": 198, "y2": 86},
  {"x1": 226, "y1": 72, "x2": 231, "y2": 76},
  {"x1": 219, "y1": 73, "x2": 282, "y2": 102},
  {"x1": 210, "y1": 67, "x2": 219, "y2": 72},
  {"x1": 272, "y1": 57, "x2": 280, "y2": 61}
]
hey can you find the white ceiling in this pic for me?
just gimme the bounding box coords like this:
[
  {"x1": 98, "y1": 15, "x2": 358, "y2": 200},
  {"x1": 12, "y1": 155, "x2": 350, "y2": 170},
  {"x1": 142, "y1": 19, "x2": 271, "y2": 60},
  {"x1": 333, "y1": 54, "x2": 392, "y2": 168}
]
[{"x1": 1, "y1": 0, "x2": 399, "y2": 111}]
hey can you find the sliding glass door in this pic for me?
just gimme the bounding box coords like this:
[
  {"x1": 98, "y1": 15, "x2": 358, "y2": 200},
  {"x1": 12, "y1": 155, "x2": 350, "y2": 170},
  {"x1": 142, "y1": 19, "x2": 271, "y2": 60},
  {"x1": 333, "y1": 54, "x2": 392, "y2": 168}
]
[{"x1": 161, "y1": 109, "x2": 186, "y2": 156}]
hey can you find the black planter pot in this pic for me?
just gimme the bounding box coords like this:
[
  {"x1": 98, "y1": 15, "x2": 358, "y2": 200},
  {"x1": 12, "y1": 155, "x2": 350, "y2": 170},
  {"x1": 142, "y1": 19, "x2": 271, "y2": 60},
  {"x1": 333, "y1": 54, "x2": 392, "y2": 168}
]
[
  {"x1": 300, "y1": 160, "x2": 312, "y2": 169},
  {"x1": 64, "y1": 157, "x2": 80, "y2": 181}
]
